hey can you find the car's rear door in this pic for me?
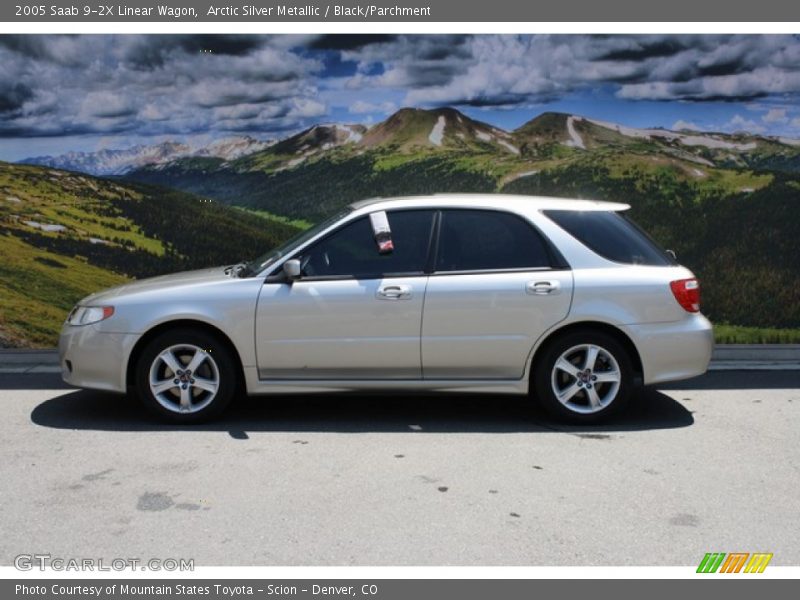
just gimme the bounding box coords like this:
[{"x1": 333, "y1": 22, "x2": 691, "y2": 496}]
[
  {"x1": 255, "y1": 209, "x2": 435, "y2": 379},
  {"x1": 421, "y1": 209, "x2": 573, "y2": 379}
]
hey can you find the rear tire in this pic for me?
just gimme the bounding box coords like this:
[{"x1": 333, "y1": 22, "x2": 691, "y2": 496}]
[
  {"x1": 134, "y1": 328, "x2": 237, "y2": 424},
  {"x1": 533, "y1": 330, "x2": 634, "y2": 423}
]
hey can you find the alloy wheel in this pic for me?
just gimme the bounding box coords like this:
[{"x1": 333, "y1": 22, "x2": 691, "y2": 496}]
[
  {"x1": 148, "y1": 343, "x2": 220, "y2": 414},
  {"x1": 550, "y1": 343, "x2": 622, "y2": 414}
]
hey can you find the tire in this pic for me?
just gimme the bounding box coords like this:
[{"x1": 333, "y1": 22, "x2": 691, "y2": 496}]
[
  {"x1": 134, "y1": 328, "x2": 237, "y2": 423},
  {"x1": 533, "y1": 330, "x2": 634, "y2": 423}
]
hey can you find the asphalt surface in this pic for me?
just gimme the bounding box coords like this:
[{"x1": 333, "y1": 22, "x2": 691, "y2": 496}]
[{"x1": 0, "y1": 371, "x2": 798, "y2": 566}]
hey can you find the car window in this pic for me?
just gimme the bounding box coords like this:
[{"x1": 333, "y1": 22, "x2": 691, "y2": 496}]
[
  {"x1": 301, "y1": 210, "x2": 435, "y2": 278},
  {"x1": 435, "y1": 209, "x2": 553, "y2": 272},
  {"x1": 544, "y1": 210, "x2": 674, "y2": 266}
]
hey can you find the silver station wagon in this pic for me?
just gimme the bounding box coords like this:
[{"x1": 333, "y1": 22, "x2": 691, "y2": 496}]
[{"x1": 59, "y1": 194, "x2": 713, "y2": 423}]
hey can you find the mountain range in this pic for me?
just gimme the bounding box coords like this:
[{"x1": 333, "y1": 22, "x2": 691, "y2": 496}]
[
  {"x1": 21, "y1": 136, "x2": 274, "y2": 176},
  {"x1": 21, "y1": 108, "x2": 800, "y2": 178}
]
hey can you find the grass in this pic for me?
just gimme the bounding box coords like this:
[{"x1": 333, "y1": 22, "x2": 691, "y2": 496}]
[
  {"x1": 0, "y1": 164, "x2": 166, "y2": 255},
  {"x1": 695, "y1": 169, "x2": 773, "y2": 197},
  {"x1": 713, "y1": 324, "x2": 800, "y2": 344},
  {"x1": 234, "y1": 207, "x2": 313, "y2": 230},
  {"x1": 0, "y1": 162, "x2": 302, "y2": 347},
  {"x1": 0, "y1": 233, "x2": 128, "y2": 347}
]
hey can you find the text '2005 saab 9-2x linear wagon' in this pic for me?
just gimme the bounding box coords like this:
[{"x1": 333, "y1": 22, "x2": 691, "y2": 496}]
[{"x1": 59, "y1": 194, "x2": 713, "y2": 423}]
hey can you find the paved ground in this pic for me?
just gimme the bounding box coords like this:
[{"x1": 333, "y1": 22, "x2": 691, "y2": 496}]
[{"x1": 0, "y1": 371, "x2": 798, "y2": 566}]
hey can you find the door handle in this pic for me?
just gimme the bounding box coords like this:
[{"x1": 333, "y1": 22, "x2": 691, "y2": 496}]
[
  {"x1": 377, "y1": 284, "x2": 412, "y2": 300},
  {"x1": 527, "y1": 280, "x2": 560, "y2": 295}
]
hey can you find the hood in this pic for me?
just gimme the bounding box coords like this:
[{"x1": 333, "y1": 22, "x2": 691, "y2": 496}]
[{"x1": 81, "y1": 267, "x2": 231, "y2": 304}]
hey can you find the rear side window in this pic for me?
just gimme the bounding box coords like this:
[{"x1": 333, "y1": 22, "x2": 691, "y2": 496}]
[
  {"x1": 544, "y1": 210, "x2": 674, "y2": 266},
  {"x1": 435, "y1": 209, "x2": 553, "y2": 272}
]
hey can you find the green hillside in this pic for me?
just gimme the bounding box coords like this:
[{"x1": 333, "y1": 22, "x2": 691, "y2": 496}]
[
  {"x1": 0, "y1": 162, "x2": 300, "y2": 347},
  {"x1": 503, "y1": 159, "x2": 800, "y2": 330}
]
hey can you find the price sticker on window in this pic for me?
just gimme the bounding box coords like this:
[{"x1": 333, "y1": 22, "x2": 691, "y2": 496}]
[{"x1": 369, "y1": 211, "x2": 394, "y2": 254}]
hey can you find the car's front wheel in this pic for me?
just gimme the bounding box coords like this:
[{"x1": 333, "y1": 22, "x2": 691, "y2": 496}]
[
  {"x1": 134, "y1": 328, "x2": 237, "y2": 423},
  {"x1": 533, "y1": 330, "x2": 634, "y2": 423}
]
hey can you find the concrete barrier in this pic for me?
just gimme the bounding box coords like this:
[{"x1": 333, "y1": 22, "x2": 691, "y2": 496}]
[
  {"x1": 2, "y1": 346, "x2": 799, "y2": 372},
  {"x1": 0, "y1": 349, "x2": 59, "y2": 364},
  {"x1": 711, "y1": 344, "x2": 800, "y2": 361}
]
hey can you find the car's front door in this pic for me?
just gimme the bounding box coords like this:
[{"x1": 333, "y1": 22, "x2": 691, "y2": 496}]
[
  {"x1": 421, "y1": 209, "x2": 573, "y2": 379},
  {"x1": 255, "y1": 210, "x2": 435, "y2": 379}
]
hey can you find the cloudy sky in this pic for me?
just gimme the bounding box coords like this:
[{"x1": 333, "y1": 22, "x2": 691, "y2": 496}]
[{"x1": 2, "y1": 34, "x2": 800, "y2": 160}]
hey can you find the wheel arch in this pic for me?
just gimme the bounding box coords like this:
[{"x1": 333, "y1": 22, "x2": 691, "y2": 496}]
[
  {"x1": 126, "y1": 319, "x2": 246, "y2": 391},
  {"x1": 528, "y1": 321, "x2": 644, "y2": 391}
]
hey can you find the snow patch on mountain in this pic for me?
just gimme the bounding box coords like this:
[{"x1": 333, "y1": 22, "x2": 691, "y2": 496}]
[
  {"x1": 585, "y1": 117, "x2": 760, "y2": 151},
  {"x1": 498, "y1": 140, "x2": 520, "y2": 155},
  {"x1": 429, "y1": 116, "x2": 446, "y2": 146},
  {"x1": 585, "y1": 117, "x2": 674, "y2": 141},
  {"x1": 565, "y1": 116, "x2": 585, "y2": 149},
  {"x1": 474, "y1": 128, "x2": 517, "y2": 153},
  {"x1": 503, "y1": 169, "x2": 539, "y2": 185},
  {"x1": 24, "y1": 220, "x2": 66, "y2": 232},
  {"x1": 680, "y1": 136, "x2": 757, "y2": 151},
  {"x1": 338, "y1": 124, "x2": 363, "y2": 143},
  {"x1": 197, "y1": 136, "x2": 273, "y2": 160}
]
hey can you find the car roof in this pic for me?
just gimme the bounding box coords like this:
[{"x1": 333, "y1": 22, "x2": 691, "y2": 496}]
[{"x1": 349, "y1": 193, "x2": 630, "y2": 213}]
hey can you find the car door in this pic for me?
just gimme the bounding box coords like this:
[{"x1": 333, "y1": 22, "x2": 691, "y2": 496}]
[
  {"x1": 421, "y1": 209, "x2": 573, "y2": 379},
  {"x1": 255, "y1": 209, "x2": 435, "y2": 380}
]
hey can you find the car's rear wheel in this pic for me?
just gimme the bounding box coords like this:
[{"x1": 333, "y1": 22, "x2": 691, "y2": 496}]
[
  {"x1": 533, "y1": 330, "x2": 633, "y2": 423},
  {"x1": 134, "y1": 328, "x2": 237, "y2": 423}
]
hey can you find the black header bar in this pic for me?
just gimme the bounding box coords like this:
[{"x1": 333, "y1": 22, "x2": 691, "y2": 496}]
[{"x1": 3, "y1": 0, "x2": 800, "y2": 23}]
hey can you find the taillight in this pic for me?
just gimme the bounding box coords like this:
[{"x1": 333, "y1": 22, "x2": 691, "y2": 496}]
[{"x1": 670, "y1": 278, "x2": 700, "y2": 313}]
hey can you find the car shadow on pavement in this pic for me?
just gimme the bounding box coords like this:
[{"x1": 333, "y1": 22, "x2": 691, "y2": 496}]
[
  {"x1": 29, "y1": 385, "x2": 694, "y2": 435},
  {"x1": 0, "y1": 372, "x2": 74, "y2": 390}
]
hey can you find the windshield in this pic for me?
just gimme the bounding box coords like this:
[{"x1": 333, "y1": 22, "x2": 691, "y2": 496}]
[{"x1": 239, "y1": 208, "x2": 353, "y2": 277}]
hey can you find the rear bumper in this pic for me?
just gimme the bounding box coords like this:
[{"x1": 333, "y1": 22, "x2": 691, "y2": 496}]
[
  {"x1": 58, "y1": 324, "x2": 140, "y2": 393},
  {"x1": 621, "y1": 314, "x2": 713, "y2": 385}
]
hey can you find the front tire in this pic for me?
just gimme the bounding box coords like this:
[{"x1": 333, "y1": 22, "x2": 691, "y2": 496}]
[
  {"x1": 134, "y1": 328, "x2": 237, "y2": 423},
  {"x1": 533, "y1": 330, "x2": 634, "y2": 423}
]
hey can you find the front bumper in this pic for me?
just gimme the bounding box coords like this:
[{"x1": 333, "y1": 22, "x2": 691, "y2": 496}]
[
  {"x1": 58, "y1": 324, "x2": 141, "y2": 393},
  {"x1": 621, "y1": 314, "x2": 714, "y2": 385}
]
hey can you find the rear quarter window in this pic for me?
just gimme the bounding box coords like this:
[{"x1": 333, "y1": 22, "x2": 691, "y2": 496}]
[{"x1": 544, "y1": 210, "x2": 674, "y2": 266}]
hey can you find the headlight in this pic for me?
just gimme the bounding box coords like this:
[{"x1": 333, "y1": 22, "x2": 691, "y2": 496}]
[{"x1": 66, "y1": 305, "x2": 115, "y2": 326}]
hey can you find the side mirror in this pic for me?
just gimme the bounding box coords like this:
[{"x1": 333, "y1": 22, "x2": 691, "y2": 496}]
[
  {"x1": 283, "y1": 259, "x2": 302, "y2": 281},
  {"x1": 666, "y1": 249, "x2": 677, "y2": 260}
]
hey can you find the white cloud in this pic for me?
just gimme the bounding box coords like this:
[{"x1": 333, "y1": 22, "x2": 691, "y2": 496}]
[
  {"x1": 5, "y1": 33, "x2": 800, "y2": 142},
  {"x1": 341, "y1": 34, "x2": 800, "y2": 106},
  {"x1": 287, "y1": 97, "x2": 327, "y2": 119},
  {"x1": 0, "y1": 34, "x2": 325, "y2": 138},
  {"x1": 672, "y1": 120, "x2": 701, "y2": 131},
  {"x1": 725, "y1": 114, "x2": 766, "y2": 133},
  {"x1": 349, "y1": 100, "x2": 397, "y2": 114},
  {"x1": 79, "y1": 91, "x2": 137, "y2": 119},
  {"x1": 762, "y1": 108, "x2": 788, "y2": 123}
]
